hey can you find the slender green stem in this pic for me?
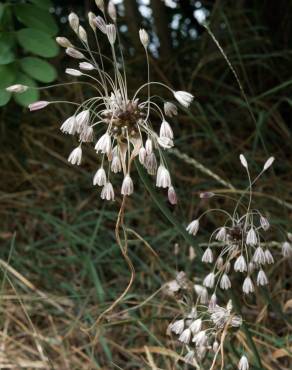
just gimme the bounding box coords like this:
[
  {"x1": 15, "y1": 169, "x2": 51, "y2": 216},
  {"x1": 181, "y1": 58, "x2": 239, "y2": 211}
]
[
  {"x1": 260, "y1": 286, "x2": 292, "y2": 326},
  {"x1": 228, "y1": 290, "x2": 263, "y2": 368},
  {"x1": 135, "y1": 161, "x2": 196, "y2": 250}
]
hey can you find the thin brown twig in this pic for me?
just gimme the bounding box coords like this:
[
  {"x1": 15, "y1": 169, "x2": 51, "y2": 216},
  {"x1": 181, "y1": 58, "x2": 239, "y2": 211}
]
[
  {"x1": 93, "y1": 195, "x2": 135, "y2": 328},
  {"x1": 209, "y1": 315, "x2": 234, "y2": 370}
]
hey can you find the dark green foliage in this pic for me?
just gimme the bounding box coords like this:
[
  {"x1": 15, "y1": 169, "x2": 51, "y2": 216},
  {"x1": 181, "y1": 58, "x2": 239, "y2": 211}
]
[{"x1": 0, "y1": 0, "x2": 58, "y2": 107}]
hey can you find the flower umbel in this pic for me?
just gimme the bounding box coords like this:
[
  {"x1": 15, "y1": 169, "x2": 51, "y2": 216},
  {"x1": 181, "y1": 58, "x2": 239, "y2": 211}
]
[
  {"x1": 166, "y1": 271, "x2": 242, "y2": 367},
  {"x1": 186, "y1": 155, "x2": 278, "y2": 295},
  {"x1": 17, "y1": 9, "x2": 194, "y2": 202}
]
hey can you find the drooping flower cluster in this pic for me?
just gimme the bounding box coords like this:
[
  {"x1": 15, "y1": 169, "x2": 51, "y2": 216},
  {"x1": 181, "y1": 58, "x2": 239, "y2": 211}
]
[
  {"x1": 164, "y1": 272, "x2": 242, "y2": 367},
  {"x1": 7, "y1": 1, "x2": 193, "y2": 203},
  {"x1": 187, "y1": 155, "x2": 279, "y2": 294}
]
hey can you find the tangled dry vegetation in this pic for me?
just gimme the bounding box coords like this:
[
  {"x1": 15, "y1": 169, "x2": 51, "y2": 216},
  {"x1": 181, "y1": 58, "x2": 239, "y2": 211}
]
[{"x1": 1, "y1": 3, "x2": 292, "y2": 370}]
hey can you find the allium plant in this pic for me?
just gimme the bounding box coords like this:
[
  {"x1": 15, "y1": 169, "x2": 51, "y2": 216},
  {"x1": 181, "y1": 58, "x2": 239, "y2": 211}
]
[
  {"x1": 164, "y1": 272, "x2": 244, "y2": 368},
  {"x1": 7, "y1": 1, "x2": 193, "y2": 203},
  {"x1": 187, "y1": 155, "x2": 278, "y2": 295},
  {"x1": 5, "y1": 0, "x2": 195, "y2": 323}
]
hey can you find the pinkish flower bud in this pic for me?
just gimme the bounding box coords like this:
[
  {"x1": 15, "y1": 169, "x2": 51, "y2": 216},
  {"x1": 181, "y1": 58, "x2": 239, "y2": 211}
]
[
  {"x1": 79, "y1": 62, "x2": 94, "y2": 71},
  {"x1": 29, "y1": 101, "x2": 50, "y2": 111},
  {"x1": 94, "y1": 16, "x2": 107, "y2": 34},
  {"x1": 106, "y1": 24, "x2": 116, "y2": 45},
  {"x1": 168, "y1": 186, "x2": 177, "y2": 205}
]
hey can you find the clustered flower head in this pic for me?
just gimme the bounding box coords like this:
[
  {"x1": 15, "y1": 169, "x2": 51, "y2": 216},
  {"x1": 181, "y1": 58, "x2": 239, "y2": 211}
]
[
  {"x1": 165, "y1": 272, "x2": 242, "y2": 367},
  {"x1": 187, "y1": 155, "x2": 280, "y2": 295},
  {"x1": 7, "y1": 1, "x2": 194, "y2": 203}
]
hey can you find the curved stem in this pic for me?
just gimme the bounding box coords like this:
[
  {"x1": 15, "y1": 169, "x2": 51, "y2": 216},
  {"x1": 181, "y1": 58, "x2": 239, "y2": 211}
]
[{"x1": 93, "y1": 195, "x2": 135, "y2": 328}]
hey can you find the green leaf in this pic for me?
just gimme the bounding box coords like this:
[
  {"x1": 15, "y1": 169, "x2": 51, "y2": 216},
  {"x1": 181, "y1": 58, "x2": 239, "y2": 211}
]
[
  {"x1": 14, "y1": 4, "x2": 58, "y2": 36},
  {"x1": 0, "y1": 89, "x2": 11, "y2": 106},
  {"x1": 17, "y1": 28, "x2": 59, "y2": 58},
  {"x1": 13, "y1": 73, "x2": 39, "y2": 107},
  {"x1": 0, "y1": 33, "x2": 15, "y2": 48},
  {"x1": 20, "y1": 57, "x2": 57, "y2": 83},
  {"x1": 0, "y1": 60, "x2": 14, "y2": 107},
  {"x1": 0, "y1": 64, "x2": 15, "y2": 88},
  {"x1": 0, "y1": 3, "x2": 12, "y2": 28},
  {"x1": 0, "y1": 3, "x2": 4, "y2": 21},
  {"x1": 0, "y1": 41, "x2": 15, "y2": 65},
  {"x1": 29, "y1": 0, "x2": 53, "y2": 10}
]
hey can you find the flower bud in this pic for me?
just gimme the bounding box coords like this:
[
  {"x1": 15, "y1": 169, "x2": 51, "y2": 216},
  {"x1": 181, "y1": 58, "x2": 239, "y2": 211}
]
[
  {"x1": 29, "y1": 101, "x2": 50, "y2": 111},
  {"x1": 168, "y1": 186, "x2": 177, "y2": 205},
  {"x1": 79, "y1": 62, "x2": 94, "y2": 71},
  {"x1": 108, "y1": 1, "x2": 117, "y2": 22},
  {"x1": 238, "y1": 355, "x2": 249, "y2": 370},
  {"x1": 199, "y1": 191, "x2": 215, "y2": 199},
  {"x1": 263, "y1": 156, "x2": 275, "y2": 171},
  {"x1": 56, "y1": 36, "x2": 73, "y2": 48},
  {"x1": 212, "y1": 340, "x2": 219, "y2": 352},
  {"x1": 65, "y1": 47, "x2": 85, "y2": 59},
  {"x1": 239, "y1": 154, "x2": 248, "y2": 168},
  {"x1": 139, "y1": 147, "x2": 146, "y2": 164},
  {"x1": 68, "y1": 12, "x2": 79, "y2": 33},
  {"x1": 189, "y1": 246, "x2": 195, "y2": 261},
  {"x1": 106, "y1": 24, "x2": 116, "y2": 45},
  {"x1": 95, "y1": 0, "x2": 104, "y2": 11},
  {"x1": 65, "y1": 68, "x2": 83, "y2": 76},
  {"x1": 94, "y1": 16, "x2": 107, "y2": 34},
  {"x1": 88, "y1": 12, "x2": 96, "y2": 31},
  {"x1": 139, "y1": 28, "x2": 149, "y2": 48},
  {"x1": 260, "y1": 216, "x2": 270, "y2": 231},
  {"x1": 164, "y1": 102, "x2": 177, "y2": 117},
  {"x1": 78, "y1": 25, "x2": 88, "y2": 43},
  {"x1": 6, "y1": 84, "x2": 28, "y2": 93}
]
